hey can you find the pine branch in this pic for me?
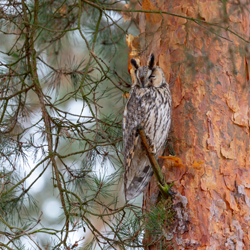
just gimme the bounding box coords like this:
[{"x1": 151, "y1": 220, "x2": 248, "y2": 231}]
[{"x1": 138, "y1": 126, "x2": 173, "y2": 199}]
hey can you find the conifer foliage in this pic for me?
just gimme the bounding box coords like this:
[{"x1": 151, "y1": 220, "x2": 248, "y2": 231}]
[
  {"x1": 0, "y1": 0, "x2": 145, "y2": 249},
  {"x1": 1, "y1": 0, "x2": 250, "y2": 249}
]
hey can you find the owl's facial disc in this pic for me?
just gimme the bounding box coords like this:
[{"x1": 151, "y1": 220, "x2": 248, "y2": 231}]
[
  {"x1": 132, "y1": 58, "x2": 163, "y2": 88},
  {"x1": 136, "y1": 68, "x2": 163, "y2": 88}
]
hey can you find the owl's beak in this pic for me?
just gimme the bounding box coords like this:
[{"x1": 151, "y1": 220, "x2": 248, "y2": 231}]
[{"x1": 141, "y1": 81, "x2": 145, "y2": 88}]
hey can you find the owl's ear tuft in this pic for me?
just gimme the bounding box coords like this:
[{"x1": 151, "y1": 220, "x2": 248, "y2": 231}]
[
  {"x1": 147, "y1": 53, "x2": 155, "y2": 69},
  {"x1": 131, "y1": 58, "x2": 139, "y2": 69}
]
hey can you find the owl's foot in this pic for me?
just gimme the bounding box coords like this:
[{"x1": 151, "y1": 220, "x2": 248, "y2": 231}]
[
  {"x1": 149, "y1": 144, "x2": 156, "y2": 154},
  {"x1": 158, "y1": 182, "x2": 175, "y2": 198}
]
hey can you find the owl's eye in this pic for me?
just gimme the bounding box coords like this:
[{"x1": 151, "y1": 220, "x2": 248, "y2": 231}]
[{"x1": 149, "y1": 75, "x2": 156, "y2": 79}]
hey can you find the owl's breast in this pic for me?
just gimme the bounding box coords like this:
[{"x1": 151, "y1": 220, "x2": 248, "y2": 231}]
[{"x1": 142, "y1": 88, "x2": 171, "y2": 154}]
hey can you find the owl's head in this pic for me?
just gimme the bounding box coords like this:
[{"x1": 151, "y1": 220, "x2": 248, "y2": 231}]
[{"x1": 131, "y1": 54, "x2": 165, "y2": 88}]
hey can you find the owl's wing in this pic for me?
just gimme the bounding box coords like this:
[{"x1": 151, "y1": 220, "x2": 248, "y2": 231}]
[
  {"x1": 123, "y1": 88, "x2": 150, "y2": 197},
  {"x1": 123, "y1": 89, "x2": 145, "y2": 165}
]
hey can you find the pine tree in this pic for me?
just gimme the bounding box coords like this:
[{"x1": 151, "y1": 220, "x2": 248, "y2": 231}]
[{"x1": 1, "y1": 0, "x2": 250, "y2": 249}]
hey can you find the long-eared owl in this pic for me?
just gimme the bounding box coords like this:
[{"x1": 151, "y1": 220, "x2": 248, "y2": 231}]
[{"x1": 123, "y1": 54, "x2": 171, "y2": 200}]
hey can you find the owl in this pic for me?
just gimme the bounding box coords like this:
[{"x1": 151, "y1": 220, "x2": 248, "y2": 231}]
[{"x1": 123, "y1": 53, "x2": 171, "y2": 200}]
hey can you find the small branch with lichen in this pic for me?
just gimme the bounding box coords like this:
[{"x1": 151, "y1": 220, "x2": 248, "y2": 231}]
[{"x1": 138, "y1": 125, "x2": 173, "y2": 199}]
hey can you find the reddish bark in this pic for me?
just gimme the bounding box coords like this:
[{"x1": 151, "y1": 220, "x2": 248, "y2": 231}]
[{"x1": 126, "y1": 0, "x2": 250, "y2": 249}]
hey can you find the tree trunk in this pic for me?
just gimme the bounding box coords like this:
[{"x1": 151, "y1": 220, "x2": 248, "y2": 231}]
[{"x1": 127, "y1": 0, "x2": 250, "y2": 249}]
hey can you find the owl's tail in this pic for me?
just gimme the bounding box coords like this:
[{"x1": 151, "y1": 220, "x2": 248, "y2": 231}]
[{"x1": 125, "y1": 164, "x2": 153, "y2": 200}]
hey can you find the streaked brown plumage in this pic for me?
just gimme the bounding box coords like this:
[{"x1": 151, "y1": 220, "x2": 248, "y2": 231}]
[{"x1": 123, "y1": 54, "x2": 171, "y2": 200}]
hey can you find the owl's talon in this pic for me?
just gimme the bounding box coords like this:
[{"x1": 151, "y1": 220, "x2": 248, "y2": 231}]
[{"x1": 149, "y1": 144, "x2": 156, "y2": 154}]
